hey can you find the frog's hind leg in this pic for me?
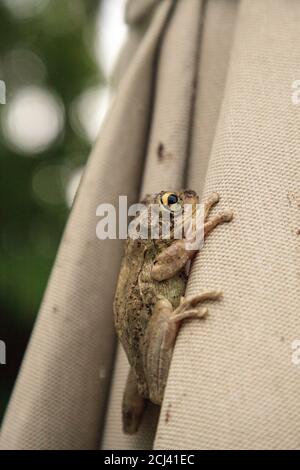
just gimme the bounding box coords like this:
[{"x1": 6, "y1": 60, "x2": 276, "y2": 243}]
[
  {"x1": 142, "y1": 291, "x2": 222, "y2": 405},
  {"x1": 122, "y1": 367, "x2": 147, "y2": 434}
]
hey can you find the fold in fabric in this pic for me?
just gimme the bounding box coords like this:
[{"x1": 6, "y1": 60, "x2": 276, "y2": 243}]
[
  {"x1": 102, "y1": 0, "x2": 203, "y2": 450},
  {"x1": 125, "y1": 0, "x2": 161, "y2": 25}
]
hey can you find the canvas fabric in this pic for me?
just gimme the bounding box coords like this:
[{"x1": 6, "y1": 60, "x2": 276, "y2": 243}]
[{"x1": 1, "y1": 0, "x2": 300, "y2": 450}]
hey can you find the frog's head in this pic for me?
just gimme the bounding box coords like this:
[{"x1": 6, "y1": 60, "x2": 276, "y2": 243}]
[
  {"x1": 136, "y1": 190, "x2": 200, "y2": 242},
  {"x1": 155, "y1": 190, "x2": 199, "y2": 240}
]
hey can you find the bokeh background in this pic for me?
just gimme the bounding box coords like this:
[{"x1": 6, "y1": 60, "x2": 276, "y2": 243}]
[{"x1": 0, "y1": 0, "x2": 127, "y2": 423}]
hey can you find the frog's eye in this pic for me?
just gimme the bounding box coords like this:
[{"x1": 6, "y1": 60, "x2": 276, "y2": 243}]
[{"x1": 160, "y1": 192, "x2": 182, "y2": 212}]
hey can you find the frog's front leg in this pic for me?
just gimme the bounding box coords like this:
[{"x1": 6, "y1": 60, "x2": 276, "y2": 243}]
[
  {"x1": 122, "y1": 367, "x2": 147, "y2": 434},
  {"x1": 151, "y1": 193, "x2": 233, "y2": 281},
  {"x1": 142, "y1": 291, "x2": 221, "y2": 405}
]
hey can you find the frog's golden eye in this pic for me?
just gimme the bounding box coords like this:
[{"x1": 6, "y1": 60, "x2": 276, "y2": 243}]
[{"x1": 160, "y1": 192, "x2": 182, "y2": 212}]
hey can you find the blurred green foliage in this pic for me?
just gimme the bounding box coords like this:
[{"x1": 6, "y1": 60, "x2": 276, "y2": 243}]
[{"x1": 0, "y1": 0, "x2": 103, "y2": 422}]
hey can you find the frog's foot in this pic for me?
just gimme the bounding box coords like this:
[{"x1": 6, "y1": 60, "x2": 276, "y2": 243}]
[
  {"x1": 204, "y1": 210, "x2": 233, "y2": 236},
  {"x1": 169, "y1": 306, "x2": 208, "y2": 323},
  {"x1": 173, "y1": 290, "x2": 222, "y2": 322},
  {"x1": 143, "y1": 291, "x2": 222, "y2": 404},
  {"x1": 122, "y1": 367, "x2": 147, "y2": 434},
  {"x1": 203, "y1": 192, "x2": 233, "y2": 236},
  {"x1": 179, "y1": 290, "x2": 222, "y2": 307},
  {"x1": 204, "y1": 192, "x2": 220, "y2": 220}
]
